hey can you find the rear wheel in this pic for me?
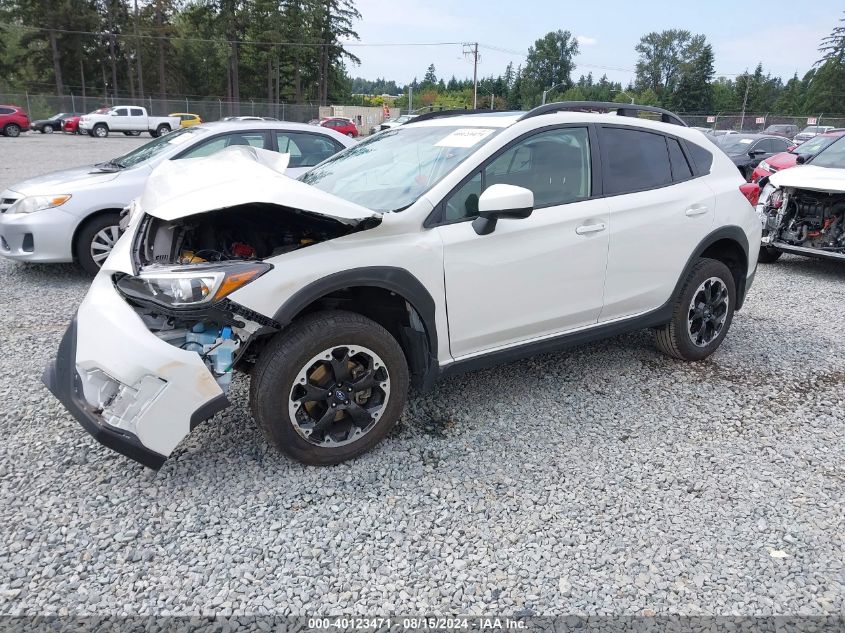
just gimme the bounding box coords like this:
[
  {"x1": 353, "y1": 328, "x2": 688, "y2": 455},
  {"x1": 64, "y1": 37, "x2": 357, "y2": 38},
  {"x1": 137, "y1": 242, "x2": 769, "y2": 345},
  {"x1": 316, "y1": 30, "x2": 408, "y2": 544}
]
[
  {"x1": 74, "y1": 213, "x2": 121, "y2": 274},
  {"x1": 155, "y1": 124, "x2": 171, "y2": 137},
  {"x1": 758, "y1": 245, "x2": 783, "y2": 263},
  {"x1": 654, "y1": 258, "x2": 736, "y2": 361},
  {"x1": 93, "y1": 124, "x2": 108, "y2": 138},
  {"x1": 4, "y1": 123, "x2": 21, "y2": 137},
  {"x1": 250, "y1": 311, "x2": 409, "y2": 465}
]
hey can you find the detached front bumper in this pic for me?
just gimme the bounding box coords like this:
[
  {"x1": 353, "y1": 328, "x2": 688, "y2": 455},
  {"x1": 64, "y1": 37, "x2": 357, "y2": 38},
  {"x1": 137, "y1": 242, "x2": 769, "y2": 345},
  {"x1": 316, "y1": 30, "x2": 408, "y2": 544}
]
[{"x1": 42, "y1": 274, "x2": 231, "y2": 469}]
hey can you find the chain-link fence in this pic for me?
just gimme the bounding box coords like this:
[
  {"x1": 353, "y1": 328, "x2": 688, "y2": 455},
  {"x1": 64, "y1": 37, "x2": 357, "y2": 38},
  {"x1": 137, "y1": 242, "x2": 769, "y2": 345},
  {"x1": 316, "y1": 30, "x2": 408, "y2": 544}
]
[
  {"x1": 0, "y1": 93, "x2": 320, "y2": 123},
  {"x1": 680, "y1": 112, "x2": 845, "y2": 132}
]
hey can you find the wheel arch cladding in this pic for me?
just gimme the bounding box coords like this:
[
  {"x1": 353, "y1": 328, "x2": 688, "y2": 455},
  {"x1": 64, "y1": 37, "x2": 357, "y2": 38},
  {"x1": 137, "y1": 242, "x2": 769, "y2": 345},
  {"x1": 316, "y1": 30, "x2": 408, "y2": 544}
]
[
  {"x1": 271, "y1": 267, "x2": 439, "y2": 389},
  {"x1": 688, "y1": 226, "x2": 749, "y2": 310}
]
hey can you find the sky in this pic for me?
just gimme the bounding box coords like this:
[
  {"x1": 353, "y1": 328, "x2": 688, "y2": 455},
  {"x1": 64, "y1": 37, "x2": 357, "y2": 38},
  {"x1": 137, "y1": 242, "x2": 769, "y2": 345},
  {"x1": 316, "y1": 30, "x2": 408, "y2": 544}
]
[{"x1": 345, "y1": 0, "x2": 840, "y2": 87}]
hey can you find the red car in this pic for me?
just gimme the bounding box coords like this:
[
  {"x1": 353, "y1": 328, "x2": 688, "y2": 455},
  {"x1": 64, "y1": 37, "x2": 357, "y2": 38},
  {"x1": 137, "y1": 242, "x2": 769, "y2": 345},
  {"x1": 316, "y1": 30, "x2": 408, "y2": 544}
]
[
  {"x1": 0, "y1": 105, "x2": 31, "y2": 137},
  {"x1": 320, "y1": 117, "x2": 358, "y2": 137},
  {"x1": 751, "y1": 130, "x2": 845, "y2": 182},
  {"x1": 62, "y1": 115, "x2": 82, "y2": 134}
]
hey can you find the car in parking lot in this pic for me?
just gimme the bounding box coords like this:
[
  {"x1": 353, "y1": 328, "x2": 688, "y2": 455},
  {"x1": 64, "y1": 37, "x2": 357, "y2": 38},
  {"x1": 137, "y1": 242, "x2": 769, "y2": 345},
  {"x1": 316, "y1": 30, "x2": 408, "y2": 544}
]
[
  {"x1": 0, "y1": 121, "x2": 355, "y2": 273},
  {"x1": 715, "y1": 133, "x2": 793, "y2": 180},
  {"x1": 757, "y1": 134, "x2": 845, "y2": 263},
  {"x1": 751, "y1": 130, "x2": 845, "y2": 182},
  {"x1": 32, "y1": 112, "x2": 83, "y2": 134},
  {"x1": 0, "y1": 105, "x2": 31, "y2": 137},
  {"x1": 41, "y1": 101, "x2": 761, "y2": 470},
  {"x1": 79, "y1": 106, "x2": 181, "y2": 138},
  {"x1": 762, "y1": 123, "x2": 798, "y2": 139},
  {"x1": 320, "y1": 117, "x2": 359, "y2": 137},
  {"x1": 170, "y1": 112, "x2": 203, "y2": 127},
  {"x1": 793, "y1": 125, "x2": 835, "y2": 144}
]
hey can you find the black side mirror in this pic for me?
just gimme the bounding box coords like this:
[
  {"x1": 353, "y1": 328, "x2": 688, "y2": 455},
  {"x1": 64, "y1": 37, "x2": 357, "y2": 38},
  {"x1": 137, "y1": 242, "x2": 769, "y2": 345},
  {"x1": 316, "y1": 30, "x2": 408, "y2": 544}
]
[{"x1": 796, "y1": 155, "x2": 806, "y2": 164}]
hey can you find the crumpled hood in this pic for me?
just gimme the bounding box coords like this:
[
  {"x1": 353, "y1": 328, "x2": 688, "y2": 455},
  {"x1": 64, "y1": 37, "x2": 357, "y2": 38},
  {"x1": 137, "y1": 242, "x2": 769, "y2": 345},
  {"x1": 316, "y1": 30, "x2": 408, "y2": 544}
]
[
  {"x1": 9, "y1": 165, "x2": 122, "y2": 194},
  {"x1": 769, "y1": 165, "x2": 845, "y2": 193},
  {"x1": 140, "y1": 145, "x2": 379, "y2": 225}
]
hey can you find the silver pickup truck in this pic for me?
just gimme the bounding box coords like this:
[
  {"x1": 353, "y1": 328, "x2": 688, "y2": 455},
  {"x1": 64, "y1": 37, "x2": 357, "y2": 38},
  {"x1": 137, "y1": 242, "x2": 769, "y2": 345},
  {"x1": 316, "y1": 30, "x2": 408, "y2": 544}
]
[{"x1": 79, "y1": 106, "x2": 181, "y2": 138}]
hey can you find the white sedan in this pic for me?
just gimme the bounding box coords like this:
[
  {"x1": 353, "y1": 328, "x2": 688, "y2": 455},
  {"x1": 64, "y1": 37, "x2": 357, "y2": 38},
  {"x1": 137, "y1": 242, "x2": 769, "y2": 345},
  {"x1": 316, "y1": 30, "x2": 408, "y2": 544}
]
[{"x1": 0, "y1": 121, "x2": 354, "y2": 273}]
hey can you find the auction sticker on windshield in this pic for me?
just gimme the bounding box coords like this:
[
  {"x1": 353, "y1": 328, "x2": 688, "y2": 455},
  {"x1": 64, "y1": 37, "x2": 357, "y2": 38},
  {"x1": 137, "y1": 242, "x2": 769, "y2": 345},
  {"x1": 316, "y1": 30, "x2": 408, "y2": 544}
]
[{"x1": 435, "y1": 128, "x2": 495, "y2": 148}]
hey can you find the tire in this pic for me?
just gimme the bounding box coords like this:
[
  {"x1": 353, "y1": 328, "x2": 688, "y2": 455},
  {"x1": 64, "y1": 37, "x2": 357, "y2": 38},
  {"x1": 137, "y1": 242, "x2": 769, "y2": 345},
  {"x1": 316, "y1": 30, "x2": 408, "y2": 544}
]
[
  {"x1": 43, "y1": 124, "x2": 54, "y2": 134},
  {"x1": 93, "y1": 124, "x2": 108, "y2": 138},
  {"x1": 74, "y1": 212, "x2": 121, "y2": 275},
  {"x1": 346, "y1": 132, "x2": 355, "y2": 137},
  {"x1": 4, "y1": 123, "x2": 21, "y2": 137},
  {"x1": 156, "y1": 124, "x2": 171, "y2": 137},
  {"x1": 250, "y1": 310, "x2": 409, "y2": 465},
  {"x1": 654, "y1": 257, "x2": 736, "y2": 361},
  {"x1": 149, "y1": 129, "x2": 159, "y2": 138},
  {"x1": 758, "y1": 245, "x2": 783, "y2": 263}
]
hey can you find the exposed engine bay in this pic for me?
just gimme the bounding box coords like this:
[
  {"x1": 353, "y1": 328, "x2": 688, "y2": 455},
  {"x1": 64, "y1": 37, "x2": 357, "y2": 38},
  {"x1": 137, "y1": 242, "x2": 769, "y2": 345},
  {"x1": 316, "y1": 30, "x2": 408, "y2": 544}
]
[
  {"x1": 761, "y1": 187, "x2": 845, "y2": 258},
  {"x1": 134, "y1": 202, "x2": 372, "y2": 266},
  {"x1": 117, "y1": 203, "x2": 379, "y2": 393}
]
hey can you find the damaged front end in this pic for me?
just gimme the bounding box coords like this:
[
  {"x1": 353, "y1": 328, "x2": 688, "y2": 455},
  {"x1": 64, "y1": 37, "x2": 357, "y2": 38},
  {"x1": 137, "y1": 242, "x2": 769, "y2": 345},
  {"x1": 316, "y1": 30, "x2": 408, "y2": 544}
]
[
  {"x1": 117, "y1": 199, "x2": 377, "y2": 390},
  {"x1": 43, "y1": 146, "x2": 382, "y2": 468},
  {"x1": 760, "y1": 187, "x2": 845, "y2": 260}
]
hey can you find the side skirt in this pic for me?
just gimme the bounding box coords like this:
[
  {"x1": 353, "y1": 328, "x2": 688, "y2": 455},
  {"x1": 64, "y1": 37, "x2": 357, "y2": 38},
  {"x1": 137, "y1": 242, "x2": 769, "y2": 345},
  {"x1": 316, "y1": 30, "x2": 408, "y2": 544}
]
[{"x1": 435, "y1": 303, "x2": 674, "y2": 382}]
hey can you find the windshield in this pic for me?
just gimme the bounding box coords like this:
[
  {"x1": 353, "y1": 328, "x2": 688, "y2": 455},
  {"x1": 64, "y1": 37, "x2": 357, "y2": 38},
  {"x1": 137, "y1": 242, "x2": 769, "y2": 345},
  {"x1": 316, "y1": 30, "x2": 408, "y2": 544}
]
[
  {"x1": 795, "y1": 134, "x2": 837, "y2": 156},
  {"x1": 801, "y1": 126, "x2": 827, "y2": 134},
  {"x1": 109, "y1": 127, "x2": 207, "y2": 168},
  {"x1": 300, "y1": 125, "x2": 500, "y2": 212},
  {"x1": 765, "y1": 125, "x2": 789, "y2": 132},
  {"x1": 718, "y1": 136, "x2": 757, "y2": 155},
  {"x1": 809, "y1": 136, "x2": 845, "y2": 168}
]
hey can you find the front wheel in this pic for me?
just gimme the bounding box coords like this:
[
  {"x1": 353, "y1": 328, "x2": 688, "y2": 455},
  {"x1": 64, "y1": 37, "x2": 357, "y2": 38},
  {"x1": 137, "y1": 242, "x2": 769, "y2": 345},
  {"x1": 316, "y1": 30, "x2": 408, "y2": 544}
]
[
  {"x1": 250, "y1": 311, "x2": 409, "y2": 465},
  {"x1": 43, "y1": 124, "x2": 54, "y2": 134},
  {"x1": 758, "y1": 245, "x2": 783, "y2": 263},
  {"x1": 74, "y1": 213, "x2": 121, "y2": 274},
  {"x1": 93, "y1": 124, "x2": 108, "y2": 138},
  {"x1": 654, "y1": 258, "x2": 736, "y2": 361}
]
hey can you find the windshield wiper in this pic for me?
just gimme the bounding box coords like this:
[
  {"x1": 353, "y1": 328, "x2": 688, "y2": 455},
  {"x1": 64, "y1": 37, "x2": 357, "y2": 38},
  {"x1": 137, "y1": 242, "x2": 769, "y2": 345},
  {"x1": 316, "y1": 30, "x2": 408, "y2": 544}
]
[{"x1": 95, "y1": 159, "x2": 126, "y2": 171}]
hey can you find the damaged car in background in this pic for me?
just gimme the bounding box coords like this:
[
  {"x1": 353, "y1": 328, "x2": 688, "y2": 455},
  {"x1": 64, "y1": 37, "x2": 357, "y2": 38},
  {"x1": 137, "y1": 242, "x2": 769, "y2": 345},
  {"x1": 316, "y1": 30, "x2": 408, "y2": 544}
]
[{"x1": 757, "y1": 133, "x2": 845, "y2": 263}]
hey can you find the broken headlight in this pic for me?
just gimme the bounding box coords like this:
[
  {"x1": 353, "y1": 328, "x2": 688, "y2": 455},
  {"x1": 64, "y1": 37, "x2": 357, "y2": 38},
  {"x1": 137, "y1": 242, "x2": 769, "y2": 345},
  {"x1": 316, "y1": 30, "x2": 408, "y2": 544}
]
[{"x1": 115, "y1": 261, "x2": 271, "y2": 308}]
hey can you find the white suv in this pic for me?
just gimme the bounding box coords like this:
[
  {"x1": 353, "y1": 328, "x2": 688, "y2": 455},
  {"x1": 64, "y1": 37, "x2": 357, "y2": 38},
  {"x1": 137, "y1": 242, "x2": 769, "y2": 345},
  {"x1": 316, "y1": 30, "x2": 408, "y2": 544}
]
[{"x1": 43, "y1": 102, "x2": 762, "y2": 469}]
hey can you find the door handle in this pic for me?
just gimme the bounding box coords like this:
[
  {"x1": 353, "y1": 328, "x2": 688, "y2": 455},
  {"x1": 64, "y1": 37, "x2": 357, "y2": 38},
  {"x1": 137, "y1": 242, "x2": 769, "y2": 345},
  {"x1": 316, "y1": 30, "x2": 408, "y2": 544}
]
[
  {"x1": 685, "y1": 205, "x2": 708, "y2": 217},
  {"x1": 575, "y1": 222, "x2": 606, "y2": 235}
]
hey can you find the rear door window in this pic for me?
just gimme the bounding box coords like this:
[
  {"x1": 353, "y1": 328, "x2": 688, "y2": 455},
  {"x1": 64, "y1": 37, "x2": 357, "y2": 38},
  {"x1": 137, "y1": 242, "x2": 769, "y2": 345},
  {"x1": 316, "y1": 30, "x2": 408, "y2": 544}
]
[
  {"x1": 130, "y1": 108, "x2": 144, "y2": 117},
  {"x1": 667, "y1": 138, "x2": 693, "y2": 181},
  {"x1": 600, "y1": 127, "x2": 672, "y2": 194}
]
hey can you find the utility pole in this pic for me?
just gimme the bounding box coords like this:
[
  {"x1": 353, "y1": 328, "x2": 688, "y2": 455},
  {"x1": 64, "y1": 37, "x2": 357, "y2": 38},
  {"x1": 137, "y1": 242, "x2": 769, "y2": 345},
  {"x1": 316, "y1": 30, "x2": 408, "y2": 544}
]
[
  {"x1": 134, "y1": 0, "x2": 144, "y2": 99},
  {"x1": 739, "y1": 72, "x2": 751, "y2": 132},
  {"x1": 463, "y1": 43, "x2": 480, "y2": 109}
]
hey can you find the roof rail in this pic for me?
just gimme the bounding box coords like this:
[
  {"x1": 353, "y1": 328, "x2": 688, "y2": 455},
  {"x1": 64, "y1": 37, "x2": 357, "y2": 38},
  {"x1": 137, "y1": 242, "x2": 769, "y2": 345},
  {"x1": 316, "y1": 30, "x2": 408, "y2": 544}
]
[
  {"x1": 405, "y1": 108, "x2": 500, "y2": 124},
  {"x1": 518, "y1": 101, "x2": 688, "y2": 127}
]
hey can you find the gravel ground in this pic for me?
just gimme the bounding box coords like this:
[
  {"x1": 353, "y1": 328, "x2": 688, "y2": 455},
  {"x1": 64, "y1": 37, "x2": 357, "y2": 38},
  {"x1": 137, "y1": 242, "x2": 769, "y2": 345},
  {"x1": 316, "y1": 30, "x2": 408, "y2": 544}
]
[{"x1": 0, "y1": 133, "x2": 843, "y2": 617}]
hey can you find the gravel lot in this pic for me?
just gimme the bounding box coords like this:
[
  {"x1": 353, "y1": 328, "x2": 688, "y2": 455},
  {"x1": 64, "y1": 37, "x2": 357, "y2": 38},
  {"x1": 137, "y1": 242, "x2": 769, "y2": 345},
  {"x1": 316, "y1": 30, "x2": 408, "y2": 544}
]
[{"x1": 0, "y1": 132, "x2": 843, "y2": 617}]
